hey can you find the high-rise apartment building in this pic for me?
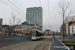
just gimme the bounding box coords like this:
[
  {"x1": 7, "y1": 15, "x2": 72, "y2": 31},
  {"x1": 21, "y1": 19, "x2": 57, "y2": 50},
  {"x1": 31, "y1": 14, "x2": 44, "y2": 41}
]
[{"x1": 26, "y1": 7, "x2": 42, "y2": 28}]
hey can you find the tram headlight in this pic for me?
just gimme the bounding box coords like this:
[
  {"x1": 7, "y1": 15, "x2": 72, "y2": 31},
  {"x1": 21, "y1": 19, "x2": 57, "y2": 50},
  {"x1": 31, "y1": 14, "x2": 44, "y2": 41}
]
[{"x1": 33, "y1": 36, "x2": 34, "y2": 38}]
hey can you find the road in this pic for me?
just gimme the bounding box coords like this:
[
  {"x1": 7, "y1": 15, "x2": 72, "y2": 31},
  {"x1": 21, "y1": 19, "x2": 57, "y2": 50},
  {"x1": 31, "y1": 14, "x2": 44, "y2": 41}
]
[
  {"x1": 0, "y1": 36, "x2": 52, "y2": 50},
  {"x1": 0, "y1": 36, "x2": 31, "y2": 47}
]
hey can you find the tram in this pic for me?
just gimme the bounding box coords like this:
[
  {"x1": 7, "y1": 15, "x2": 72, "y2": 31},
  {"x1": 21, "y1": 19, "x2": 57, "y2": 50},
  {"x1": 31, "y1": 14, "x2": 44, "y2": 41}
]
[{"x1": 31, "y1": 29, "x2": 44, "y2": 40}]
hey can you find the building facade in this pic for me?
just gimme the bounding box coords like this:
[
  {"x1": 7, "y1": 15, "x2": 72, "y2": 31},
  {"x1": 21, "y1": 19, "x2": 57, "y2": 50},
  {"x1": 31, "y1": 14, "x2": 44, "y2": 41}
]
[
  {"x1": 0, "y1": 18, "x2": 3, "y2": 33},
  {"x1": 65, "y1": 16, "x2": 75, "y2": 36},
  {"x1": 2, "y1": 25, "x2": 11, "y2": 33},
  {"x1": 60, "y1": 25, "x2": 63, "y2": 35},
  {"x1": 44, "y1": 30, "x2": 52, "y2": 36},
  {"x1": 13, "y1": 24, "x2": 41, "y2": 34},
  {"x1": 69, "y1": 23, "x2": 75, "y2": 35},
  {"x1": 60, "y1": 24, "x2": 66, "y2": 36},
  {"x1": 26, "y1": 7, "x2": 42, "y2": 28}
]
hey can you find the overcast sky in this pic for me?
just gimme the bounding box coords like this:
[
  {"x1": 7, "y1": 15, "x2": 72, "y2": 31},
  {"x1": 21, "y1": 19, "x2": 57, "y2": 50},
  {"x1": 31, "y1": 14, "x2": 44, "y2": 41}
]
[{"x1": 0, "y1": 0, "x2": 75, "y2": 31}]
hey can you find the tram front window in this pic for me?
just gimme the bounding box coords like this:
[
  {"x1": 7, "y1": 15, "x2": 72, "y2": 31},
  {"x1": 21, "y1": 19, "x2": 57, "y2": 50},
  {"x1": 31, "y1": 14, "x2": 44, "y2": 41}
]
[{"x1": 32, "y1": 32, "x2": 36, "y2": 37}]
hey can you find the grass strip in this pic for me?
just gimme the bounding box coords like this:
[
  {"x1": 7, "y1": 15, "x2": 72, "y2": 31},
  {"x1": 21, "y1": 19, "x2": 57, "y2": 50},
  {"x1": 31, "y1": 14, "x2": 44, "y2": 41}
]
[{"x1": 61, "y1": 41, "x2": 75, "y2": 44}]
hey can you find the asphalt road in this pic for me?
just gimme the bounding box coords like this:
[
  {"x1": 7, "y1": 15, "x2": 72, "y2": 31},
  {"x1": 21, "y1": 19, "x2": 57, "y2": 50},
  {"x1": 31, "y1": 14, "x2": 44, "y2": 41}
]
[
  {"x1": 0, "y1": 36, "x2": 51, "y2": 50},
  {"x1": 0, "y1": 36, "x2": 31, "y2": 47},
  {"x1": 50, "y1": 37, "x2": 69, "y2": 50}
]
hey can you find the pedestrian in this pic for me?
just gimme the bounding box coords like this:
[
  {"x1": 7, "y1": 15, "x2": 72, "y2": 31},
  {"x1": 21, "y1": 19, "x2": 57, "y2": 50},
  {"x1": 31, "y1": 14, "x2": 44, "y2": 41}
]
[{"x1": 53, "y1": 33, "x2": 54, "y2": 37}]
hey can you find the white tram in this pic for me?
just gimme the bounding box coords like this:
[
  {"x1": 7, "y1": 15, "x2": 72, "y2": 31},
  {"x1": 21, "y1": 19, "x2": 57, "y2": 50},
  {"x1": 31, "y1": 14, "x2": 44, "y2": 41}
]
[{"x1": 31, "y1": 29, "x2": 44, "y2": 40}]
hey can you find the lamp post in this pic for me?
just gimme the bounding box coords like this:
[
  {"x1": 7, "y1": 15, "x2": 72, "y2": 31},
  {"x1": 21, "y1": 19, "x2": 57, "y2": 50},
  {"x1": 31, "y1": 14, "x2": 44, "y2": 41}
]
[{"x1": 72, "y1": 25, "x2": 74, "y2": 35}]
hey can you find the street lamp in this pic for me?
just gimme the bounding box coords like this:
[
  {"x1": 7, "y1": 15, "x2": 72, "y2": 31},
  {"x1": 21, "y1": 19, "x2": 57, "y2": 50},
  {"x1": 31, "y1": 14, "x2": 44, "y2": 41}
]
[{"x1": 72, "y1": 25, "x2": 74, "y2": 35}]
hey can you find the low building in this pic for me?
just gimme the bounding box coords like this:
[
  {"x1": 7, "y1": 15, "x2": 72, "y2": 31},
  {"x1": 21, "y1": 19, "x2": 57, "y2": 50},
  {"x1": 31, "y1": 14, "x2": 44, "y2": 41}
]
[
  {"x1": 65, "y1": 16, "x2": 75, "y2": 36},
  {"x1": 69, "y1": 23, "x2": 75, "y2": 35},
  {"x1": 2, "y1": 25, "x2": 11, "y2": 33},
  {"x1": 60, "y1": 24, "x2": 66, "y2": 36},
  {"x1": 13, "y1": 24, "x2": 41, "y2": 34},
  {"x1": 44, "y1": 30, "x2": 52, "y2": 35},
  {"x1": 2, "y1": 22, "x2": 42, "y2": 36},
  {"x1": 60, "y1": 25, "x2": 63, "y2": 35}
]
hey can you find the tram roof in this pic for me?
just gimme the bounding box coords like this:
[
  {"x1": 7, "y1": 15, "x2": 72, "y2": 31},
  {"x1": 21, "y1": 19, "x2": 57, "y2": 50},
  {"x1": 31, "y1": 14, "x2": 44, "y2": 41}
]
[{"x1": 32, "y1": 29, "x2": 44, "y2": 33}]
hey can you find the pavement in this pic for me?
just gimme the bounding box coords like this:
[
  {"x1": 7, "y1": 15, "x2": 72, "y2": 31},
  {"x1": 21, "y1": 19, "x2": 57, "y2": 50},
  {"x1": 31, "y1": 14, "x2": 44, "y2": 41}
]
[
  {"x1": 50, "y1": 37, "x2": 69, "y2": 50},
  {"x1": 0, "y1": 36, "x2": 52, "y2": 50},
  {"x1": 0, "y1": 36, "x2": 31, "y2": 47}
]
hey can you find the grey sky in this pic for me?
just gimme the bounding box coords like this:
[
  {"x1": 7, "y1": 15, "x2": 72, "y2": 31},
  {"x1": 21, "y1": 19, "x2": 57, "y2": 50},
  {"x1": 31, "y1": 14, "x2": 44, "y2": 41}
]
[{"x1": 0, "y1": 0, "x2": 75, "y2": 31}]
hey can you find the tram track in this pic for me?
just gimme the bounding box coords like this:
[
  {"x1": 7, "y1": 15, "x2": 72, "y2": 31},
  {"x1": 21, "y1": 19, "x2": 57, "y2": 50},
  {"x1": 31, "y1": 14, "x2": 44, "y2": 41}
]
[
  {"x1": 33, "y1": 38, "x2": 51, "y2": 50},
  {"x1": 0, "y1": 36, "x2": 52, "y2": 50}
]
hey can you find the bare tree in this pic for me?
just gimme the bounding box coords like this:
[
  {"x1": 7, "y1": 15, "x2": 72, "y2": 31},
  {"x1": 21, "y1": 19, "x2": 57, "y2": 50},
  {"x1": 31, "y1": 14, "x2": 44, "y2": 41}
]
[
  {"x1": 58, "y1": 1, "x2": 73, "y2": 42},
  {"x1": 16, "y1": 18, "x2": 21, "y2": 25},
  {"x1": 58, "y1": 1, "x2": 73, "y2": 17},
  {"x1": 9, "y1": 19, "x2": 13, "y2": 26},
  {"x1": 9, "y1": 13, "x2": 16, "y2": 26},
  {"x1": 9, "y1": 13, "x2": 22, "y2": 25}
]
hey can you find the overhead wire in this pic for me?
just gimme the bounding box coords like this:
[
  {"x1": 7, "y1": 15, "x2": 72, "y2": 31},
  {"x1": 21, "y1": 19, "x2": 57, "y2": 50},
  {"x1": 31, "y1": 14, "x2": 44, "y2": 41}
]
[
  {"x1": 45, "y1": 0, "x2": 57, "y2": 30},
  {"x1": 39, "y1": 0, "x2": 58, "y2": 31},
  {"x1": 51, "y1": 15, "x2": 56, "y2": 27},
  {"x1": 8, "y1": 0, "x2": 25, "y2": 15},
  {"x1": 47, "y1": 0, "x2": 51, "y2": 30},
  {"x1": 53, "y1": 15, "x2": 56, "y2": 25},
  {"x1": 1, "y1": 0, "x2": 25, "y2": 16},
  {"x1": 47, "y1": 0, "x2": 57, "y2": 30},
  {"x1": 39, "y1": 0, "x2": 49, "y2": 30},
  {"x1": 43, "y1": 0, "x2": 51, "y2": 30},
  {"x1": 50, "y1": 15, "x2": 59, "y2": 31},
  {"x1": 48, "y1": 0, "x2": 50, "y2": 25}
]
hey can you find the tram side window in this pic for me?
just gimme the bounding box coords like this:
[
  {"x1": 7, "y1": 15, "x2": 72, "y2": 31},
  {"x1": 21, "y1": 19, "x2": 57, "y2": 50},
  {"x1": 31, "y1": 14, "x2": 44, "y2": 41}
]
[
  {"x1": 36, "y1": 31, "x2": 37, "y2": 36},
  {"x1": 39, "y1": 33, "x2": 41, "y2": 36},
  {"x1": 32, "y1": 31, "x2": 36, "y2": 36},
  {"x1": 34, "y1": 32, "x2": 36, "y2": 36},
  {"x1": 36, "y1": 31, "x2": 41, "y2": 36}
]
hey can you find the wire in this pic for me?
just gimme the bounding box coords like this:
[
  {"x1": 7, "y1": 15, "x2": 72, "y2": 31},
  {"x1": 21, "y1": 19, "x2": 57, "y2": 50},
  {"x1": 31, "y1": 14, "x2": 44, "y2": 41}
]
[
  {"x1": 48, "y1": 0, "x2": 50, "y2": 22},
  {"x1": 47, "y1": 0, "x2": 57, "y2": 30},
  {"x1": 39, "y1": 0, "x2": 49, "y2": 29},
  {"x1": 39, "y1": 0, "x2": 58, "y2": 31},
  {"x1": 39, "y1": 0, "x2": 48, "y2": 21},
  {"x1": 51, "y1": 15, "x2": 56, "y2": 26},
  {"x1": 8, "y1": 0, "x2": 25, "y2": 15},
  {"x1": 1, "y1": 0, "x2": 25, "y2": 16},
  {"x1": 47, "y1": 0, "x2": 51, "y2": 29}
]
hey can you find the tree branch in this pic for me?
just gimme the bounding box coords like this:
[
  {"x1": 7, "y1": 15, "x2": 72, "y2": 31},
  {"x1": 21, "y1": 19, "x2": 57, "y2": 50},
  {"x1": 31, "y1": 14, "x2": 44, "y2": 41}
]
[
  {"x1": 64, "y1": 2, "x2": 70, "y2": 12},
  {"x1": 9, "y1": 19, "x2": 12, "y2": 26},
  {"x1": 16, "y1": 18, "x2": 21, "y2": 25},
  {"x1": 58, "y1": 11, "x2": 62, "y2": 15},
  {"x1": 66, "y1": 9, "x2": 73, "y2": 17}
]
